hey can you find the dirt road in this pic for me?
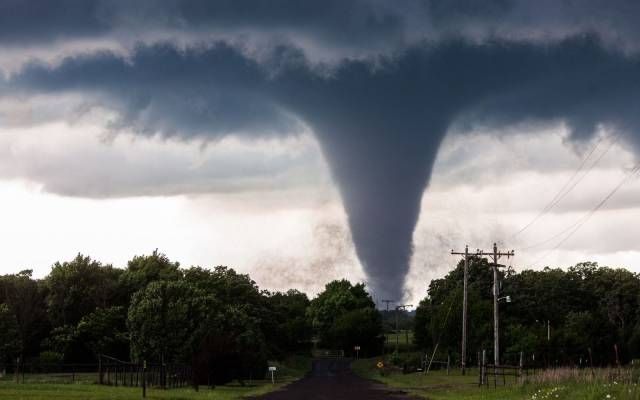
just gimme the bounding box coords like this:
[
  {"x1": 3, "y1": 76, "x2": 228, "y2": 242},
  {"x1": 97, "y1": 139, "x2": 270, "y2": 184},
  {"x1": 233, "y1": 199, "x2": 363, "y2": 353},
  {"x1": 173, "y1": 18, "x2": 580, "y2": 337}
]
[{"x1": 252, "y1": 359, "x2": 418, "y2": 400}]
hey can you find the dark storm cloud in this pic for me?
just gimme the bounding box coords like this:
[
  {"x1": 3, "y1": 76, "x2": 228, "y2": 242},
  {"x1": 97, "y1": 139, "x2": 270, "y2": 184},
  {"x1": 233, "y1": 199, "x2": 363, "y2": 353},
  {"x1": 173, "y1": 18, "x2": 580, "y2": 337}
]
[
  {"x1": 7, "y1": 35, "x2": 640, "y2": 300},
  {"x1": 9, "y1": 43, "x2": 299, "y2": 139},
  {"x1": 0, "y1": 0, "x2": 109, "y2": 44},
  {"x1": 0, "y1": 0, "x2": 405, "y2": 48},
  {"x1": 4, "y1": 1, "x2": 640, "y2": 52},
  {"x1": 3, "y1": 0, "x2": 640, "y2": 300}
]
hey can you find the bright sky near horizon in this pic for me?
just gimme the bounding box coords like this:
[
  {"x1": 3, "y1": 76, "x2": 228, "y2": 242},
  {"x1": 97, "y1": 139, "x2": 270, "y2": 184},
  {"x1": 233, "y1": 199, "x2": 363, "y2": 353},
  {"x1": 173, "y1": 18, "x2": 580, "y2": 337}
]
[
  {"x1": 1, "y1": 118, "x2": 638, "y2": 304},
  {"x1": 3, "y1": 1, "x2": 640, "y2": 305}
]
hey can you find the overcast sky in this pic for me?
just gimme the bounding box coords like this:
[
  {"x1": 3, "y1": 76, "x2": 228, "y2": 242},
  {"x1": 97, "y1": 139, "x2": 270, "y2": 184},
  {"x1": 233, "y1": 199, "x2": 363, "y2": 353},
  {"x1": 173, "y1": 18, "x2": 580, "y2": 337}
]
[{"x1": 1, "y1": 1, "x2": 640, "y2": 304}]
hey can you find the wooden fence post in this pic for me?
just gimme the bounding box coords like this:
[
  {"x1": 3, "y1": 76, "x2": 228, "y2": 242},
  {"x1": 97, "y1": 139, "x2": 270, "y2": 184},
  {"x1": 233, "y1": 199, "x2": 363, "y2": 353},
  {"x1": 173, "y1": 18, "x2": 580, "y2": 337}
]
[
  {"x1": 518, "y1": 351, "x2": 523, "y2": 384},
  {"x1": 481, "y1": 350, "x2": 486, "y2": 386},
  {"x1": 614, "y1": 344, "x2": 620, "y2": 375},
  {"x1": 588, "y1": 347, "x2": 595, "y2": 378},
  {"x1": 142, "y1": 361, "x2": 146, "y2": 398}
]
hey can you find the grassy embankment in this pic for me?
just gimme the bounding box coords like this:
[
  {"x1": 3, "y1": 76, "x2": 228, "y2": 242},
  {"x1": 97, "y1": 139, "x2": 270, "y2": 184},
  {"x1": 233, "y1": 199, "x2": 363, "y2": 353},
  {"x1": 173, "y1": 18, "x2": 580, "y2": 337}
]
[
  {"x1": 0, "y1": 356, "x2": 310, "y2": 400},
  {"x1": 352, "y1": 357, "x2": 640, "y2": 400}
]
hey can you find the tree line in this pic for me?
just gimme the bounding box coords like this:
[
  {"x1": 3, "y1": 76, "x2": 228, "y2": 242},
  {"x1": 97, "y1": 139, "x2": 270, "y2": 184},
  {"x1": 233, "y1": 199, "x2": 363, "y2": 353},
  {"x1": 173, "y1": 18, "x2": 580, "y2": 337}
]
[
  {"x1": 414, "y1": 258, "x2": 640, "y2": 367},
  {"x1": 0, "y1": 251, "x2": 382, "y2": 383},
  {"x1": 1, "y1": 250, "x2": 638, "y2": 380}
]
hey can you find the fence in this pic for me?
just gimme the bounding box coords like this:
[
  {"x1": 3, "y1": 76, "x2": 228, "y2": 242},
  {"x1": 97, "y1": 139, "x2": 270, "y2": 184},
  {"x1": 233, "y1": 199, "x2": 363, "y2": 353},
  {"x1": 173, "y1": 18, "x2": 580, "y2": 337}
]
[
  {"x1": 98, "y1": 354, "x2": 192, "y2": 389},
  {"x1": 478, "y1": 350, "x2": 528, "y2": 387},
  {"x1": 423, "y1": 354, "x2": 451, "y2": 374},
  {"x1": 311, "y1": 349, "x2": 345, "y2": 359},
  {"x1": 1, "y1": 362, "x2": 97, "y2": 384}
]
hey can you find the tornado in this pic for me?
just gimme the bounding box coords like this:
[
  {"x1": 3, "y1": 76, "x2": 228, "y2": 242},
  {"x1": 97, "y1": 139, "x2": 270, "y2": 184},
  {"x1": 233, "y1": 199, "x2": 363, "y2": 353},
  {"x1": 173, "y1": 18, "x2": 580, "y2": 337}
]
[
  {"x1": 277, "y1": 54, "x2": 455, "y2": 301},
  {"x1": 313, "y1": 122, "x2": 447, "y2": 302}
]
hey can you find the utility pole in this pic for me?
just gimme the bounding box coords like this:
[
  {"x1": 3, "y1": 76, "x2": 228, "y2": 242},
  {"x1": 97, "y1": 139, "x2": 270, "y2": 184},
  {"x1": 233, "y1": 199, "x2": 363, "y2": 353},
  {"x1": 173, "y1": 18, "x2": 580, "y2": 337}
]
[
  {"x1": 477, "y1": 243, "x2": 514, "y2": 367},
  {"x1": 451, "y1": 245, "x2": 474, "y2": 375},
  {"x1": 381, "y1": 300, "x2": 394, "y2": 354},
  {"x1": 395, "y1": 304, "x2": 413, "y2": 353}
]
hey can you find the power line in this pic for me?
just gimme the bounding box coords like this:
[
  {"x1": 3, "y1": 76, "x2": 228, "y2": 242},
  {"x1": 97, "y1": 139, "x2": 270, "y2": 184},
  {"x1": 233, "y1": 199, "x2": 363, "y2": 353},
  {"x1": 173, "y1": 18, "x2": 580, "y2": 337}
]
[
  {"x1": 528, "y1": 164, "x2": 640, "y2": 266},
  {"x1": 512, "y1": 135, "x2": 617, "y2": 238},
  {"x1": 451, "y1": 244, "x2": 514, "y2": 368}
]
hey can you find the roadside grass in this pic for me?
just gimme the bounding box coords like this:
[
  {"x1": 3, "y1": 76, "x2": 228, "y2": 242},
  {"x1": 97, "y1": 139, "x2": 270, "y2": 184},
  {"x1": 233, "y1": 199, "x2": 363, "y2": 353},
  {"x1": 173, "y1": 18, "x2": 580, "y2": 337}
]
[
  {"x1": 352, "y1": 357, "x2": 640, "y2": 400},
  {"x1": 0, "y1": 356, "x2": 310, "y2": 400},
  {"x1": 0, "y1": 382, "x2": 285, "y2": 400}
]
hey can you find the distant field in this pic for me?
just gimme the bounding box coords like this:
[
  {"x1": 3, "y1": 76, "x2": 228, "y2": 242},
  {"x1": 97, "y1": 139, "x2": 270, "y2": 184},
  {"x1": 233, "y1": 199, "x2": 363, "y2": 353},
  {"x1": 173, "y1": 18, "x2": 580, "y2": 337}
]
[
  {"x1": 0, "y1": 357, "x2": 309, "y2": 400},
  {"x1": 384, "y1": 331, "x2": 415, "y2": 352},
  {"x1": 352, "y1": 357, "x2": 640, "y2": 400},
  {"x1": 384, "y1": 330, "x2": 414, "y2": 344}
]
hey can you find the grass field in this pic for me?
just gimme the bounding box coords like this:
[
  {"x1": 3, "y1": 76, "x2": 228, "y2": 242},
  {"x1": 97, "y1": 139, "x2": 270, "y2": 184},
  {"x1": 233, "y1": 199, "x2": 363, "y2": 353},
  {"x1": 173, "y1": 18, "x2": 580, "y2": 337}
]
[
  {"x1": 383, "y1": 331, "x2": 415, "y2": 353},
  {"x1": 352, "y1": 357, "x2": 640, "y2": 400},
  {"x1": 0, "y1": 356, "x2": 310, "y2": 400},
  {"x1": 384, "y1": 331, "x2": 414, "y2": 344},
  {"x1": 0, "y1": 382, "x2": 287, "y2": 400}
]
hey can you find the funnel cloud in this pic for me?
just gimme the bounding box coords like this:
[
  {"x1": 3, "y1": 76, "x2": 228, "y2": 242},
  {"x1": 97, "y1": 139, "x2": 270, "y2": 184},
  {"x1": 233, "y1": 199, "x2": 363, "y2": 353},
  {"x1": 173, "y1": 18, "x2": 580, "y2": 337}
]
[{"x1": 2, "y1": 1, "x2": 640, "y2": 300}]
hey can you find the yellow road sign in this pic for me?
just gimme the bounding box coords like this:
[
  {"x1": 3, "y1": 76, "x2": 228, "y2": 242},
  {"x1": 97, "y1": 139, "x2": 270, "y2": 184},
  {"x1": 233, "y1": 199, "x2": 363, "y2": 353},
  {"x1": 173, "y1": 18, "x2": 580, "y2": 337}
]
[{"x1": 376, "y1": 361, "x2": 384, "y2": 369}]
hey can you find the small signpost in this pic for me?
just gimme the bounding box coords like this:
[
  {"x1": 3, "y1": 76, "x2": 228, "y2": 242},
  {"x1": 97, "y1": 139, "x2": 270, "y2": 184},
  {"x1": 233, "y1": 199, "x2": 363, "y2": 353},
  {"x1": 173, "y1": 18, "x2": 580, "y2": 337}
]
[
  {"x1": 376, "y1": 361, "x2": 384, "y2": 369},
  {"x1": 268, "y1": 366, "x2": 277, "y2": 384},
  {"x1": 354, "y1": 345, "x2": 361, "y2": 360}
]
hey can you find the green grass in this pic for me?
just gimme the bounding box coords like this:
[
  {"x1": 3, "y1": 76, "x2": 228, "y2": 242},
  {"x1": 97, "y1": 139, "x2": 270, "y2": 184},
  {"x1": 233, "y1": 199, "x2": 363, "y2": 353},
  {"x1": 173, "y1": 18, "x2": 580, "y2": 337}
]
[
  {"x1": 0, "y1": 382, "x2": 286, "y2": 400},
  {"x1": 384, "y1": 331, "x2": 414, "y2": 345},
  {"x1": 384, "y1": 331, "x2": 415, "y2": 353},
  {"x1": 0, "y1": 356, "x2": 310, "y2": 400},
  {"x1": 0, "y1": 372, "x2": 96, "y2": 384},
  {"x1": 352, "y1": 357, "x2": 640, "y2": 400}
]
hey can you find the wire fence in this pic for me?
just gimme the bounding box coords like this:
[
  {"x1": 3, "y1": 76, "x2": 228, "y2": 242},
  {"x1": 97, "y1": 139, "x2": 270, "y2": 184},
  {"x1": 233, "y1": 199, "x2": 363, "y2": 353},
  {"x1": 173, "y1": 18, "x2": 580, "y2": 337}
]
[
  {"x1": 99, "y1": 354, "x2": 192, "y2": 389},
  {"x1": 1, "y1": 362, "x2": 97, "y2": 384},
  {"x1": 0, "y1": 355, "x2": 191, "y2": 389}
]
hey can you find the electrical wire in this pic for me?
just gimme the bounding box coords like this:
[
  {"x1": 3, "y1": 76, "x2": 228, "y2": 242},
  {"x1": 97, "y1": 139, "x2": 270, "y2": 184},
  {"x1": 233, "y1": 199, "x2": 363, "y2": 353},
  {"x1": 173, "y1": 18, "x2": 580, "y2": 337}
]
[
  {"x1": 527, "y1": 164, "x2": 640, "y2": 266},
  {"x1": 512, "y1": 135, "x2": 617, "y2": 238}
]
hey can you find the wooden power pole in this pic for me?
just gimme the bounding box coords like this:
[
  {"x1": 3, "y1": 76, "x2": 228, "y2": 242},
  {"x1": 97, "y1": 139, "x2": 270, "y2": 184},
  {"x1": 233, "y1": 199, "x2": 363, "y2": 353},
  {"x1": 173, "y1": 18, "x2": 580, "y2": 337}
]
[
  {"x1": 381, "y1": 299, "x2": 394, "y2": 354},
  {"x1": 477, "y1": 243, "x2": 514, "y2": 367},
  {"x1": 452, "y1": 243, "x2": 514, "y2": 369},
  {"x1": 451, "y1": 245, "x2": 472, "y2": 375},
  {"x1": 395, "y1": 304, "x2": 412, "y2": 353}
]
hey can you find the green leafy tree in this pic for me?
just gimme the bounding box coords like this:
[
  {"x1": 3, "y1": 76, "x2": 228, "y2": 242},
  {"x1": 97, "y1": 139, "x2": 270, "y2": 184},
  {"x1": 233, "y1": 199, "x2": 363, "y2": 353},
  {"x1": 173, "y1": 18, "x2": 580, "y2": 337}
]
[
  {"x1": 416, "y1": 259, "x2": 640, "y2": 366},
  {"x1": 41, "y1": 325, "x2": 77, "y2": 362},
  {"x1": 120, "y1": 250, "x2": 182, "y2": 299},
  {"x1": 196, "y1": 304, "x2": 268, "y2": 384},
  {"x1": 0, "y1": 304, "x2": 21, "y2": 363},
  {"x1": 414, "y1": 256, "x2": 495, "y2": 358},
  {"x1": 263, "y1": 290, "x2": 312, "y2": 356},
  {"x1": 127, "y1": 280, "x2": 214, "y2": 362},
  {"x1": 76, "y1": 306, "x2": 129, "y2": 359},
  {"x1": 307, "y1": 280, "x2": 382, "y2": 354},
  {"x1": 0, "y1": 270, "x2": 49, "y2": 359},
  {"x1": 183, "y1": 266, "x2": 270, "y2": 383},
  {"x1": 45, "y1": 254, "x2": 124, "y2": 327}
]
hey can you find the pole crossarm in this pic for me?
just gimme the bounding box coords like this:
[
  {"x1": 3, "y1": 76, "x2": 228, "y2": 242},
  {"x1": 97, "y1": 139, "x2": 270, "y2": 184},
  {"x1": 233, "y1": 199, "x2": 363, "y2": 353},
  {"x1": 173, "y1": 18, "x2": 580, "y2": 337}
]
[
  {"x1": 450, "y1": 243, "x2": 515, "y2": 371},
  {"x1": 381, "y1": 299, "x2": 394, "y2": 312}
]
